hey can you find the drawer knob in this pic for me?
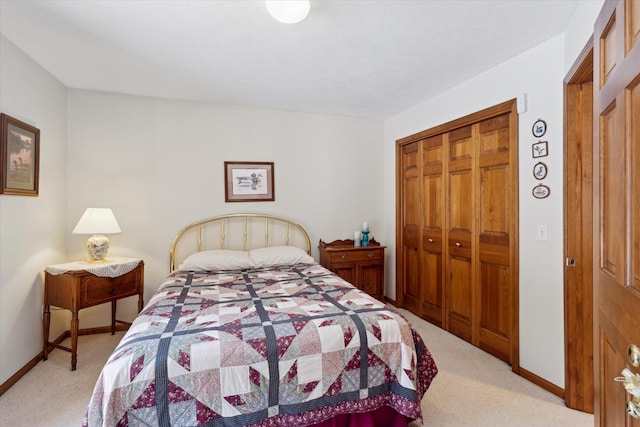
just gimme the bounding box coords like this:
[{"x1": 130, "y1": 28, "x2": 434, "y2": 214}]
[
  {"x1": 367, "y1": 253, "x2": 374, "y2": 258},
  {"x1": 428, "y1": 238, "x2": 434, "y2": 243},
  {"x1": 109, "y1": 288, "x2": 117, "y2": 295},
  {"x1": 340, "y1": 255, "x2": 348, "y2": 260},
  {"x1": 455, "y1": 242, "x2": 462, "y2": 248}
]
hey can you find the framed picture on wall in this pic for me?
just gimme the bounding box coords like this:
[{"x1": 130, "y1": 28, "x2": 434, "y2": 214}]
[
  {"x1": 532, "y1": 141, "x2": 548, "y2": 158},
  {"x1": 533, "y1": 162, "x2": 548, "y2": 180},
  {"x1": 1, "y1": 113, "x2": 40, "y2": 196},
  {"x1": 224, "y1": 161, "x2": 275, "y2": 202}
]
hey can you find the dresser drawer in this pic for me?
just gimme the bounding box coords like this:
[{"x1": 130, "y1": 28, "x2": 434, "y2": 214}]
[
  {"x1": 328, "y1": 248, "x2": 383, "y2": 264},
  {"x1": 80, "y1": 269, "x2": 139, "y2": 307}
]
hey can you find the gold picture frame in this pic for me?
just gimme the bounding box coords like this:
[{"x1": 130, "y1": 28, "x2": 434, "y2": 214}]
[
  {"x1": 224, "y1": 161, "x2": 275, "y2": 202},
  {"x1": 1, "y1": 113, "x2": 40, "y2": 196}
]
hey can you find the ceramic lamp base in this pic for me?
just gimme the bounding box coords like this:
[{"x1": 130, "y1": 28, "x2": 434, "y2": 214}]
[{"x1": 87, "y1": 234, "x2": 110, "y2": 262}]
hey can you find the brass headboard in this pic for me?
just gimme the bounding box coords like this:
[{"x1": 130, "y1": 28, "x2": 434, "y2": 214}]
[{"x1": 169, "y1": 213, "x2": 311, "y2": 272}]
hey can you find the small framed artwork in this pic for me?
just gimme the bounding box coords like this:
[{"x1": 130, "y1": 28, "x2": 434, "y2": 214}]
[
  {"x1": 533, "y1": 162, "x2": 548, "y2": 180},
  {"x1": 532, "y1": 184, "x2": 551, "y2": 199},
  {"x1": 532, "y1": 141, "x2": 548, "y2": 158},
  {"x1": 532, "y1": 119, "x2": 547, "y2": 138},
  {"x1": 1, "y1": 113, "x2": 40, "y2": 196},
  {"x1": 224, "y1": 161, "x2": 275, "y2": 202}
]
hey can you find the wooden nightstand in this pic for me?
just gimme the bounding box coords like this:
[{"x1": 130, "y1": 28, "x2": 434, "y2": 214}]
[
  {"x1": 318, "y1": 239, "x2": 385, "y2": 300},
  {"x1": 43, "y1": 258, "x2": 144, "y2": 370}
]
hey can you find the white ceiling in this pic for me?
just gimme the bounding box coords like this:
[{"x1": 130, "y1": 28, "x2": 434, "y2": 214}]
[{"x1": 0, "y1": 0, "x2": 579, "y2": 119}]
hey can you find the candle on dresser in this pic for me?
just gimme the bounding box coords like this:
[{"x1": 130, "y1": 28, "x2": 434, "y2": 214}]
[
  {"x1": 354, "y1": 231, "x2": 361, "y2": 247},
  {"x1": 362, "y1": 222, "x2": 369, "y2": 232}
]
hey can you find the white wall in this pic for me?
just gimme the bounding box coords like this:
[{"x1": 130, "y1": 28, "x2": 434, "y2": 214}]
[
  {"x1": 564, "y1": 0, "x2": 605, "y2": 73},
  {"x1": 384, "y1": 35, "x2": 567, "y2": 387},
  {"x1": 0, "y1": 35, "x2": 68, "y2": 385},
  {"x1": 383, "y1": 1, "x2": 602, "y2": 389},
  {"x1": 66, "y1": 90, "x2": 385, "y2": 324}
]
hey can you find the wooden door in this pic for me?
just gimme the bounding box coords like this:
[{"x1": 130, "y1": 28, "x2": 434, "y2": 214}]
[
  {"x1": 476, "y1": 113, "x2": 516, "y2": 364},
  {"x1": 398, "y1": 141, "x2": 422, "y2": 314},
  {"x1": 564, "y1": 43, "x2": 595, "y2": 413},
  {"x1": 421, "y1": 135, "x2": 446, "y2": 327},
  {"x1": 447, "y1": 125, "x2": 474, "y2": 343},
  {"x1": 593, "y1": 1, "x2": 640, "y2": 425}
]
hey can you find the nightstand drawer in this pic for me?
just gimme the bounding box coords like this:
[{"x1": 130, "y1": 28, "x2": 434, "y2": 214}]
[
  {"x1": 329, "y1": 248, "x2": 383, "y2": 264},
  {"x1": 80, "y1": 269, "x2": 139, "y2": 307}
]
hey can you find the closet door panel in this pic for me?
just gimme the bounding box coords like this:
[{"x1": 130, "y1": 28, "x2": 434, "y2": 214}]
[
  {"x1": 479, "y1": 261, "x2": 511, "y2": 362},
  {"x1": 480, "y1": 165, "x2": 509, "y2": 234},
  {"x1": 477, "y1": 114, "x2": 513, "y2": 364},
  {"x1": 400, "y1": 142, "x2": 422, "y2": 315},
  {"x1": 421, "y1": 249, "x2": 443, "y2": 326},
  {"x1": 449, "y1": 171, "x2": 473, "y2": 232},
  {"x1": 421, "y1": 135, "x2": 445, "y2": 325},
  {"x1": 448, "y1": 255, "x2": 473, "y2": 342},
  {"x1": 448, "y1": 125, "x2": 474, "y2": 344}
]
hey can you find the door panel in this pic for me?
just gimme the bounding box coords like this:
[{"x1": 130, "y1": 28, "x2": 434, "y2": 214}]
[
  {"x1": 448, "y1": 255, "x2": 473, "y2": 342},
  {"x1": 479, "y1": 261, "x2": 511, "y2": 362},
  {"x1": 564, "y1": 48, "x2": 594, "y2": 412},
  {"x1": 421, "y1": 135, "x2": 445, "y2": 325},
  {"x1": 478, "y1": 114, "x2": 512, "y2": 364},
  {"x1": 400, "y1": 142, "x2": 421, "y2": 314},
  {"x1": 599, "y1": 101, "x2": 625, "y2": 279},
  {"x1": 594, "y1": 1, "x2": 640, "y2": 425},
  {"x1": 449, "y1": 170, "x2": 472, "y2": 232}
]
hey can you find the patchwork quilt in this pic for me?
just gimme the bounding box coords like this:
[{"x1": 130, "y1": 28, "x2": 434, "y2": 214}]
[{"x1": 83, "y1": 263, "x2": 438, "y2": 427}]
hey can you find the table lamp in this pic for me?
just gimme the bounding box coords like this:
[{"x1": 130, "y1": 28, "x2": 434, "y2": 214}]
[{"x1": 72, "y1": 208, "x2": 121, "y2": 262}]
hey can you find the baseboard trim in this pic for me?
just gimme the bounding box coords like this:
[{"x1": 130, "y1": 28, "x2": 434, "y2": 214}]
[
  {"x1": 0, "y1": 331, "x2": 68, "y2": 397},
  {"x1": 519, "y1": 366, "x2": 565, "y2": 399},
  {"x1": 1, "y1": 324, "x2": 130, "y2": 397}
]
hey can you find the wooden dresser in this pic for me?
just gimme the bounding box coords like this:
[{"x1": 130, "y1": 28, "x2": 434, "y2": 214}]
[{"x1": 318, "y1": 239, "x2": 385, "y2": 300}]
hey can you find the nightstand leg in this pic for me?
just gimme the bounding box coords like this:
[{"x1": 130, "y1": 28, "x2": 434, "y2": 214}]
[
  {"x1": 43, "y1": 304, "x2": 50, "y2": 360},
  {"x1": 71, "y1": 311, "x2": 79, "y2": 371},
  {"x1": 111, "y1": 300, "x2": 116, "y2": 335}
]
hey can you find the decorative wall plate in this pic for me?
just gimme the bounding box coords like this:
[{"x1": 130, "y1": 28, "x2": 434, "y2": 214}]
[
  {"x1": 532, "y1": 184, "x2": 551, "y2": 199},
  {"x1": 533, "y1": 162, "x2": 548, "y2": 180},
  {"x1": 532, "y1": 119, "x2": 547, "y2": 137}
]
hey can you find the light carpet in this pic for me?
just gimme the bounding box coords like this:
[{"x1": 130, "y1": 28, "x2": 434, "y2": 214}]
[{"x1": 0, "y1": 308, "x2": 593, "y2": 426}]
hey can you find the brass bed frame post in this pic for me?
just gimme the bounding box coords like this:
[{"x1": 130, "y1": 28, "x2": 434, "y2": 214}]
[
  {"x1": 243, "y1": 217, "x2": 248, "y2": 251},
  {"x1": 265, "y1": 218, "x2": 269, "y2": 248},
  {"x1": 221, "y1": 219, "x2": 226, "y2": 250}
]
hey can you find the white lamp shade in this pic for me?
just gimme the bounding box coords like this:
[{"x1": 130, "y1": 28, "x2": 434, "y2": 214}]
[
  {"x1": 266, "y1": 0, "x2": 310, "y2": 24},
  {"x1": 72, "y1": 208, "x2": 121, "y2": 235}
]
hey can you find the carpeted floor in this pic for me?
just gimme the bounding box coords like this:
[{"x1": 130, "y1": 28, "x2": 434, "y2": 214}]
[{"x1": 0, "y1": 308, "x2": 594, "y2": 426}]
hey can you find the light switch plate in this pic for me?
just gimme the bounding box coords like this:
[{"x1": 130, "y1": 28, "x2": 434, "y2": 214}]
[{"x1": 537, "y1": 224, "x2": 548, "y2": 240}]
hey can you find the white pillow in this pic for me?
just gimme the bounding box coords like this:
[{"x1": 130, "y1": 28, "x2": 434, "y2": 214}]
[
  {"x1": 178, "y1": 249, "x2": 256, "y2": 271},
  {"x1": 250, "y1": 246, "x2": 314, "y2": 267}
]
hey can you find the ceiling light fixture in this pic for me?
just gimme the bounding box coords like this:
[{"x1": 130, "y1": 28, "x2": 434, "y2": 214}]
[{"x1": 266, "y1": 0, "x2": 310, "y2": 24}]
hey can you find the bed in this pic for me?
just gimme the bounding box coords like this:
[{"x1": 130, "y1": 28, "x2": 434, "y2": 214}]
[{"x1": 83, "y1": 214, "x2": 437, "y2": 427}]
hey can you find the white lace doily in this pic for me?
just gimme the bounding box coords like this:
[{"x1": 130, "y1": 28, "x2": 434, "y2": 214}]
[{"x1": 45, "y1": 257, "x2": 142, "y2": 278}]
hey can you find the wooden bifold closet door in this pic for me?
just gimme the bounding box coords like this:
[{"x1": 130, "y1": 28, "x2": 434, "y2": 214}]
[{"x1": 396, "y1": 100, "x2": 519, "y2": 368}]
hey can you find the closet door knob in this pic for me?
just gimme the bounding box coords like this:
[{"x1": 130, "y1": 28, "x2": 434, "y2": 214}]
[
  {"x1": 428, "y1": 238, "x2": 434, "y2": 243},
  {"x1": 455, "y1": 242, "x2": 462, "y2": 248}
]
